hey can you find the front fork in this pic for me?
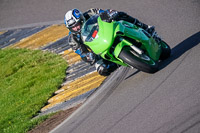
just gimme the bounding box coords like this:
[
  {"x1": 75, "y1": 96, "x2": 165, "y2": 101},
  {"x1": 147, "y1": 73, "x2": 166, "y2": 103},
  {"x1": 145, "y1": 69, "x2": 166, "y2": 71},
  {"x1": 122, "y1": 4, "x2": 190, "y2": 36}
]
[{"x1": 114, "y1": 38, "x2": 143, "y2": 60}]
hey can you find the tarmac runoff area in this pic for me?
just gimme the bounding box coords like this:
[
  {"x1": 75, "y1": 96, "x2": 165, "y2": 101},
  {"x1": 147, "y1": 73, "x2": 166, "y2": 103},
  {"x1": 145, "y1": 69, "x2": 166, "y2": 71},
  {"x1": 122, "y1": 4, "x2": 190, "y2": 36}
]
[{"x1": 0, "y1": 24, "x2": 106, "y2": 115}]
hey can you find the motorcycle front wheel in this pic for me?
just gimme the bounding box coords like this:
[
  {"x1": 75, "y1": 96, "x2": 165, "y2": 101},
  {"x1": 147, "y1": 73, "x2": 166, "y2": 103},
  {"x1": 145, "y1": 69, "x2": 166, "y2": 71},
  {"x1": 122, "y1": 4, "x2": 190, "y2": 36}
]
[{"x1": 118, "y1": 46, "x2": 159, "y2": 73}]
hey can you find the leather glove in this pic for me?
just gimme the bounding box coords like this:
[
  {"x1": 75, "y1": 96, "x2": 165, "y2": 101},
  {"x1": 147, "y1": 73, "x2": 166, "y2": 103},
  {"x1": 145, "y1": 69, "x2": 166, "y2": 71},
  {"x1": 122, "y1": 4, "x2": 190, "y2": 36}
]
[{"x1": 106, "y1": 9, "x2": 118, "y2": 20}]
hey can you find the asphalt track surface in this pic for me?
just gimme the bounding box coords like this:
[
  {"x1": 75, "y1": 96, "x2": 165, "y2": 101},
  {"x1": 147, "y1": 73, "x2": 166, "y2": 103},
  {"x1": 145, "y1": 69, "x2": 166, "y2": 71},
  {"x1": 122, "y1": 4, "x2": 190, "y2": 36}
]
[{"x1": 1, "y1": 0, "x2": 200, "y2": 133}]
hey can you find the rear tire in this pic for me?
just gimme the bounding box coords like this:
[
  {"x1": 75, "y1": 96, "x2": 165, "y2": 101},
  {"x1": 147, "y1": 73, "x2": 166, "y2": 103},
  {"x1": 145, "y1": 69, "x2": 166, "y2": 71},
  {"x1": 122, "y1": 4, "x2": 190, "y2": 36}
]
[
  {"x1": 118, "y1": 47, "x2": 159, "y2": 73},
  {"x1": 159, "y1": 41, "x2": 171, "y2": 60}
]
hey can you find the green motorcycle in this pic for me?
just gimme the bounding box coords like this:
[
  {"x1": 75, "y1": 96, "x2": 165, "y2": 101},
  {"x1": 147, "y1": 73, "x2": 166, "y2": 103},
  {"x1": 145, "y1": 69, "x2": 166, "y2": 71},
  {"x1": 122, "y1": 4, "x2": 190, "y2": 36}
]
[{"x1": 81, "y1": 14, "x2": 171, "y2": 73}]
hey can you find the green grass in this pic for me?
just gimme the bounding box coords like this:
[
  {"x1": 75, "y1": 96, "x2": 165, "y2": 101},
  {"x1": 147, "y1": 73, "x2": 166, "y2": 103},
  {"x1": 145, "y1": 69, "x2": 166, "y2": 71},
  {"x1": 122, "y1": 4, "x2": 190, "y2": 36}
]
[{"x1": 0, "y1": 48, "x2": 68, "y2": 133}]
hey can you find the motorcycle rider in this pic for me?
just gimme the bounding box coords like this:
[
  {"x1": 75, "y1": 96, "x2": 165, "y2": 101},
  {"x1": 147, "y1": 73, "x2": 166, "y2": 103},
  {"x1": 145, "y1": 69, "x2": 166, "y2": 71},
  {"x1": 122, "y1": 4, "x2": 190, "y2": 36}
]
[{"x1": 64, "y1": 8, "x2": 159, "y2": 76}]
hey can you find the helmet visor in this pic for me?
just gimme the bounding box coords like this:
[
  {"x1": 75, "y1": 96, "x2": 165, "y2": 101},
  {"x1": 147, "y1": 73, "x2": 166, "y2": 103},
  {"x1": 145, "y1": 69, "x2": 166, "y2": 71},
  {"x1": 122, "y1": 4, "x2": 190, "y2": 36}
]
[
  {"x1": 68, "y1": 21, "x2": 82, "y2": 33},
  {"x1": 67, "y1": 19, "x2": 76, "y2": 28}
]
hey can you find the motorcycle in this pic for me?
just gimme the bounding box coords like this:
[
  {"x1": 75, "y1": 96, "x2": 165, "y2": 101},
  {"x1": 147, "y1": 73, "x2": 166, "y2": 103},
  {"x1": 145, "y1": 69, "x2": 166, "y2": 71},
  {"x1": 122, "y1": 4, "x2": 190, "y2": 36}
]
[{"x1": 81, "y1": 13, "x2": 171, "y2": 73}]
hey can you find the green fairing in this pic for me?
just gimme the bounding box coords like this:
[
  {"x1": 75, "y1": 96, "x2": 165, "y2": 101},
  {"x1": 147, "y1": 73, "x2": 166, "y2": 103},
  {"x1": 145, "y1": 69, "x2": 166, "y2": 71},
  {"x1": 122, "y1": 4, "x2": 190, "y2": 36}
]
[
  {"x1": 81, "y1": 15, "x2": 162, "y2": 67},
  {"x1": 84, "y1": 17, "x2": 115, "y2": 54}
]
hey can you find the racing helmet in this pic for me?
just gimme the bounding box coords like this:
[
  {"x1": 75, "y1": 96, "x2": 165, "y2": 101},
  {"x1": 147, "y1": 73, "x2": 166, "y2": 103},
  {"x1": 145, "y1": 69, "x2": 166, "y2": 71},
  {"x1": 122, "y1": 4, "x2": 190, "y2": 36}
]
[{"x1": 64, "y1": 9, "x2": 85, "y2": 33}]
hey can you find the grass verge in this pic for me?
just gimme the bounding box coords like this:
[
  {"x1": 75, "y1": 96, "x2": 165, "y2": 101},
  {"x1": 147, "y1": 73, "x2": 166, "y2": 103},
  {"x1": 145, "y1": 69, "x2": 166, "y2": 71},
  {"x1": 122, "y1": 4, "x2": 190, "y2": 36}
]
[{"x1": 0, "y1": 48, "x2": 67, "y2": 133}]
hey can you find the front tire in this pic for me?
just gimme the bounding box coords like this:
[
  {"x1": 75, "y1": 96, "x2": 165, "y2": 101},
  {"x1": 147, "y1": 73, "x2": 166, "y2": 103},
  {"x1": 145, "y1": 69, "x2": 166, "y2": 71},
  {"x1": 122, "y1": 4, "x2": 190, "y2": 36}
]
[{"x1": 118, "y1": 47, "x2": 159, "y2": 73}]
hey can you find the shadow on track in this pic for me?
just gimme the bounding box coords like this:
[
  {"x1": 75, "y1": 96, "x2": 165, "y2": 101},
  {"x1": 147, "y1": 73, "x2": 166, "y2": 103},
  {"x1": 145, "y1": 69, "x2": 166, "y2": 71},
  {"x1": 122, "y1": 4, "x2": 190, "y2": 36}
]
[
  {"x1": 125, "y1": 70, "x2": 140, "y2": 80},
  {"x1": 159, "y1": 31, "x2": 200, "y2": 70}
]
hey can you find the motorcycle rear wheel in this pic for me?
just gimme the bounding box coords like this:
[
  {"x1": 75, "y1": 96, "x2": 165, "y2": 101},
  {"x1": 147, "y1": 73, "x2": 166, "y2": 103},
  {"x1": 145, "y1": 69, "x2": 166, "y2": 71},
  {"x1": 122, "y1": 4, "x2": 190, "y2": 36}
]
[
  {"x1": 118, "y1": 46, "x2": 159, "y2": 73},
  {"x1": 159, "y1": 40, "x2": 171, "y2": 60}
]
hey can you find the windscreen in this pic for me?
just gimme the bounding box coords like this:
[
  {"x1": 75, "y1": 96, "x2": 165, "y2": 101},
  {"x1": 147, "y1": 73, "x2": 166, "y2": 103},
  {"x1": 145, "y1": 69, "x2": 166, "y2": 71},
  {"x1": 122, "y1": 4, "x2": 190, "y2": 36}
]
[{"x1": 81, "y1": 15, "x2": 99, "y2": 42}]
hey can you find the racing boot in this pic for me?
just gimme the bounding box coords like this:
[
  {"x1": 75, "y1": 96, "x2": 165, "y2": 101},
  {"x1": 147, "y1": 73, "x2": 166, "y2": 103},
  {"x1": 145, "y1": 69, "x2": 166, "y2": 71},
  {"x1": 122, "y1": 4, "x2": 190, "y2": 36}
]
[{"x1": 95, "y1": 59, "x2": 118, "y2": 76}]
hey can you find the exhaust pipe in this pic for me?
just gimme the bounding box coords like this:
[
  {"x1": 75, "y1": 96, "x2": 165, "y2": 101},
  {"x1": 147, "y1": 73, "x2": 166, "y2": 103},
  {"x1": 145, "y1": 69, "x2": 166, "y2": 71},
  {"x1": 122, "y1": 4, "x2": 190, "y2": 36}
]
[{"x1": 130, "y1": 45, "x2": 143, "y2": 55}]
